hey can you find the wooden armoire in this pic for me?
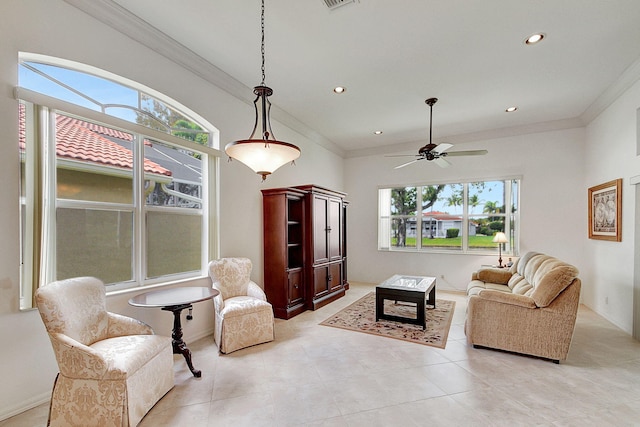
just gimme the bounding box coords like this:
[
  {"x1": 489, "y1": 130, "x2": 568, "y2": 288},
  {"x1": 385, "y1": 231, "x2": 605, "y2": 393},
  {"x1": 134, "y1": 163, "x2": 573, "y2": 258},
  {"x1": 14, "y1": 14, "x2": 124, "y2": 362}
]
[{"x1": 261, "y1": 185, "x2": 348, "y2": 319}]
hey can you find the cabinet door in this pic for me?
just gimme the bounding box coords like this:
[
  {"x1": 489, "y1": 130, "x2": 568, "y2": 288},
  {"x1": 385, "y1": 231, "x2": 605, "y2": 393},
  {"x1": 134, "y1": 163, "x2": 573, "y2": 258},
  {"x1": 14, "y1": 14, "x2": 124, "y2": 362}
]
[
  {"x1": 312, "y1": 263, "x2": 343, "y2": 299},
  {"x1": 328, "y1": 262, "x2": 343, "y2": 292},
  {"x1": 312, "y1": 195, "x2": 329, "y2": 263},
  {"x1": 313, "y1": 266, "x2": 329, "y2": 299},
  {"x1": 327, "y1": 197, "x2": 342, "y2": 261}
]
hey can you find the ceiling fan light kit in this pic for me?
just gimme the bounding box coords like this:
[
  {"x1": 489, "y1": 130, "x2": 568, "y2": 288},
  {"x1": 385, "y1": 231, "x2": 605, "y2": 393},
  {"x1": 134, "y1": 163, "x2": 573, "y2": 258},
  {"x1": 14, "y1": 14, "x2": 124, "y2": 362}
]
[
  {"x1": 525, "y1": 33, "x2": 545, "y2": 45},
  {"x1": 391, "y1": 97, "x2": 488, "y2": 169}
]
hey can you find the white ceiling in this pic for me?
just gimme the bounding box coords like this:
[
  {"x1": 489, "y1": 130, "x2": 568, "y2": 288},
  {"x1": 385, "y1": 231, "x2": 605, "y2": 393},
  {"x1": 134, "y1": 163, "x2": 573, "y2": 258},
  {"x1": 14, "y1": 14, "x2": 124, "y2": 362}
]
[{"x1": 81, "y1": 0, "x2": 640, "y2": 156}]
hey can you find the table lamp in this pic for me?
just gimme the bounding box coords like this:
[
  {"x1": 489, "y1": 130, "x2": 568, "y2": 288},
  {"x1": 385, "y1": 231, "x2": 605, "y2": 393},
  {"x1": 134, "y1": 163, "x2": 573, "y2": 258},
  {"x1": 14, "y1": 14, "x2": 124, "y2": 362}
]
[{"x1": 492, "y1": 232, "x2": 509, "y2": 268}]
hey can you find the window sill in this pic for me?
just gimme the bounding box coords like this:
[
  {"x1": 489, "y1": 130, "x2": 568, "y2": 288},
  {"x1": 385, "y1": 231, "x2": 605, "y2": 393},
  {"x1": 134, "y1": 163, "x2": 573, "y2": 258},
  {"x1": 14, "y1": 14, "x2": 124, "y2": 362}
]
[
  {"x1": 106, "y1": 275, "x2": 210, "y2": 298},
  {"x1": 378, "y1": 247, "x2": 517, "y2": 257}
]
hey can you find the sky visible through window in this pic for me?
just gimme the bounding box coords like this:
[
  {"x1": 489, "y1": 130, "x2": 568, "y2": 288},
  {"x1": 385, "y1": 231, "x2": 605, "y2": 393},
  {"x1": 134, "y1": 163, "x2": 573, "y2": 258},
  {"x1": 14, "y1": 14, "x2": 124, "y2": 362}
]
[
  {"x1": 19, "y1": 62, "x2": 139, "y2": 122},
  {"x1": 424, "y1": 181, "x2": 506, "y2": 215}
]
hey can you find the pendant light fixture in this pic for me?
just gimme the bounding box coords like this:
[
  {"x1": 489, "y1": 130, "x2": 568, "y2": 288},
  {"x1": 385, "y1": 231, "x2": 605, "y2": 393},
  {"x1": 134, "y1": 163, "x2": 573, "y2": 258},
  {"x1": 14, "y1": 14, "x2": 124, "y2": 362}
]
[{"x1": 225, "y1": 0, "x2": 301, "y2": 181}]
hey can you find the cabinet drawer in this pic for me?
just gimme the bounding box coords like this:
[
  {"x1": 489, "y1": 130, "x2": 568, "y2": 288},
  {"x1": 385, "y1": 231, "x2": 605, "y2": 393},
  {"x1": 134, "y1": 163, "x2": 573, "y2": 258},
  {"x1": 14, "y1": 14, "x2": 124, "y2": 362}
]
[{"x1": 288, "y1": 269, "x2": 304, "y2": 307}]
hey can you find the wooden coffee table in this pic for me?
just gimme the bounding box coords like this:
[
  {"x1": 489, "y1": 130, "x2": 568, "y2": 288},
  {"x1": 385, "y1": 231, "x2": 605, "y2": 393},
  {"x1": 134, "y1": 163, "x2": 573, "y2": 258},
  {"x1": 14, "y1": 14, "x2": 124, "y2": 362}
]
[{"x1": 375, "y1": 275, "x2": 436, "y2": 330}]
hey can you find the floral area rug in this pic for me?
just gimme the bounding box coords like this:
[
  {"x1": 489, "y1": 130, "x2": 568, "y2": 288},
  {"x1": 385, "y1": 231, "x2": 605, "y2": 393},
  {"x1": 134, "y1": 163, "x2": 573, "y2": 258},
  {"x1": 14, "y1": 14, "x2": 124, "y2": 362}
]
[{"x1": 319, "y1": 292, "x2": 455, "y2": 349}]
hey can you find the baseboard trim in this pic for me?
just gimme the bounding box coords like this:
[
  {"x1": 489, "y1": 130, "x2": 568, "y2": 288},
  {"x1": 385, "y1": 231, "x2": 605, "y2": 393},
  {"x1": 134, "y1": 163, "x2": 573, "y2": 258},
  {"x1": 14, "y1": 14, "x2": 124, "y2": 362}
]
[
  {"x1": 0, "y1": 391, "x2": 50, "y2": 422},
  {"x1": 184, "y1": 328, "x2": 214, "y2": 343}
]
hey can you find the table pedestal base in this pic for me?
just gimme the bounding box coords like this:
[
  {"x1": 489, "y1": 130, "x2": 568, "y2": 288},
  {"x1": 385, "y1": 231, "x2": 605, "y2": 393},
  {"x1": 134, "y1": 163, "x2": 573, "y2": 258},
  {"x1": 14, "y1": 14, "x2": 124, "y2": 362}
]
[{"x1": 162, "y1": 304, "x2": 200, "y2": 377}]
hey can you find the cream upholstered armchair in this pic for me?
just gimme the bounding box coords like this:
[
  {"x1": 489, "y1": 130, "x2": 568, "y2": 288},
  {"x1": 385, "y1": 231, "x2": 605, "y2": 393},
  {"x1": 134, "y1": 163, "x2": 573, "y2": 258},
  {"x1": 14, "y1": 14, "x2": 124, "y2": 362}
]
[
  {"x1": 208, "y1": 258, "x2": 275, "y2": 354},
  {"x1": 35, "y1": 277, "x2": 174, "y2": 427}
]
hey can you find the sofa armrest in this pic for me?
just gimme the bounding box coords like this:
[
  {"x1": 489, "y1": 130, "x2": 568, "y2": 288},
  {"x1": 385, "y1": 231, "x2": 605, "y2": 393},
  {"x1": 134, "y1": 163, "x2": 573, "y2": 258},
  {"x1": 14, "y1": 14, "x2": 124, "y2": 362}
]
[
  {"x1": 475, "y1": 268, "x2": 513, "y2": 285},
  {"x1": 107, "y1": 312, "x2": 153, "y2": 337},
  {"x1": 478, "y1": 289, "x2": 537, "y2": 309}
]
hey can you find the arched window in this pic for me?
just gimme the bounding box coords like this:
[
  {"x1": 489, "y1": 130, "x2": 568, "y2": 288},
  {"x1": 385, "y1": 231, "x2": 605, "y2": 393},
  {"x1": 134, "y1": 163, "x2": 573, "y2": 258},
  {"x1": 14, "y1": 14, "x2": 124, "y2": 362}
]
[{"x1": 18, "y1": 54, "x2": 220, "y2": 309}]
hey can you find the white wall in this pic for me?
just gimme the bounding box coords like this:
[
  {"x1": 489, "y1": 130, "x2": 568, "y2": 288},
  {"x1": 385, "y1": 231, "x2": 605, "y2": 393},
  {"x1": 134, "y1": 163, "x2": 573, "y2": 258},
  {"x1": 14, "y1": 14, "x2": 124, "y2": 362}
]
[
  {"x1": 2, "y1": 0, "x2": 639, "y2": 421},
  {"x1": 345, "y1": 128, "x2": 587, "y2": 291},
  {"x1": 0, "y1": 0, "x2": 344, "y2": 419},
  {"x1": 583, "y1": 78, "x2": 640, "y2": 334}
]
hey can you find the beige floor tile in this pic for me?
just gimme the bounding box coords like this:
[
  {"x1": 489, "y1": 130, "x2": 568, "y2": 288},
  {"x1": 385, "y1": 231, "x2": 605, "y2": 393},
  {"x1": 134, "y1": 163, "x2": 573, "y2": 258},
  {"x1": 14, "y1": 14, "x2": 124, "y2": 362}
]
[{"x1": 4, "y1": 282, "x2": 640, "y2": 427}]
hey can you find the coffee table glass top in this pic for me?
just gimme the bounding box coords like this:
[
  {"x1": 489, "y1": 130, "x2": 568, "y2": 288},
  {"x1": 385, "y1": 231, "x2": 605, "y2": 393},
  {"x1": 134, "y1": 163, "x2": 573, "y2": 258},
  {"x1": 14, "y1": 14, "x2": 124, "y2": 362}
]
[{"x1": 377, "y1": 274, "x2": 436, "y2": 292}]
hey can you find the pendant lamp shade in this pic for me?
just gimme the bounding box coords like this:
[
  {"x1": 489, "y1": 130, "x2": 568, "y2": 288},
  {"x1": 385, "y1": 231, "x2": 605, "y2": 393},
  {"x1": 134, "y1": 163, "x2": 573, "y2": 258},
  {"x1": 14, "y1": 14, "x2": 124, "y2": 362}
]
[{"x1": 225, "y1": 1, "x2": 300, "y2": 181}]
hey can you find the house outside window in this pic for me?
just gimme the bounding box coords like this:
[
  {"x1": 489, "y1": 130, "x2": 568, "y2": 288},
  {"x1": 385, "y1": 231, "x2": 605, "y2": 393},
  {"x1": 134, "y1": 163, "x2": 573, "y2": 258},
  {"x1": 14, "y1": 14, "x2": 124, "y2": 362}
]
[
  {"x1": 18, "y1": 54, "x2": 220, "y2": 309},
  {"x1": 378, "y1": 179, "x2": 519, "y2": 255}
]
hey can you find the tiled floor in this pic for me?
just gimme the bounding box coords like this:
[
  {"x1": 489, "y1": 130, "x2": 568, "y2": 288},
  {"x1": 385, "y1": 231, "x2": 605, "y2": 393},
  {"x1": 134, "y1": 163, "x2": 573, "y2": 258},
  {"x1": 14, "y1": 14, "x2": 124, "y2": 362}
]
[{"x1": 4, "y1": 282, "x2": 640, "y2": 426}]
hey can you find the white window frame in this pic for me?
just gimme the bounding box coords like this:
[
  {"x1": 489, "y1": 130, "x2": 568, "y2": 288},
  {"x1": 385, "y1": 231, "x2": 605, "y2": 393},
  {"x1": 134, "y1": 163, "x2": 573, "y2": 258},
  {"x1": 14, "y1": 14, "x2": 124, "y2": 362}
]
[
  {"x1": 378, "y1": 178, "x2": 520, "y2": 255},
  {"x1": 17, "y1": 58, "x2": 221, "y2": 308}
]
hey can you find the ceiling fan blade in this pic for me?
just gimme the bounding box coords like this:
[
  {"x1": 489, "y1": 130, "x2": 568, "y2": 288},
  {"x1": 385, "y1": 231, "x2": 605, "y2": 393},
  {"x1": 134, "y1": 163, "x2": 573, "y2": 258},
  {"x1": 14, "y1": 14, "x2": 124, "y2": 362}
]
[
  {"x1": 444, "y1": 149, "x2": 488, "y2": 157},
  {"x1": 394, "y1": 159, "x2": 421, "y2": 169},
  {"x1": 434, "y1": 157, "x2": 451, "y2": 168},
  {"x1": 436, "y1": 143, "x2": 453, "y2": 153}
]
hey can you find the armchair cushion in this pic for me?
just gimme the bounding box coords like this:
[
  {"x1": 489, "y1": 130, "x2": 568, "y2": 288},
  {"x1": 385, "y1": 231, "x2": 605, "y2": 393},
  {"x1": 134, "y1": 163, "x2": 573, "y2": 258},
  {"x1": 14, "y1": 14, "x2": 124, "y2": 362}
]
[{"x1": 210, "y1": 257, "x2": 253, "y2": 299}]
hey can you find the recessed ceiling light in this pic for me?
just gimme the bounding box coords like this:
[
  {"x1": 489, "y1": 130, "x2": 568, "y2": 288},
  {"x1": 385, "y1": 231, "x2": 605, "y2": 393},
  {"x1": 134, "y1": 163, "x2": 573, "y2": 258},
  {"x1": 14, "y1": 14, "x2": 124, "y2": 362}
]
[
  {"x1": 505, "y1": 106, "x2": 518, "y2": 112},
  {"x1": 333, "y1": 86, "x2": 346, "y2": 94},
  {"x1": 373, "y1": 130, "x2": 383, "y2": 135},
  {"x1": 525, "y1": 33, "x2": 545, "y2": 45}
]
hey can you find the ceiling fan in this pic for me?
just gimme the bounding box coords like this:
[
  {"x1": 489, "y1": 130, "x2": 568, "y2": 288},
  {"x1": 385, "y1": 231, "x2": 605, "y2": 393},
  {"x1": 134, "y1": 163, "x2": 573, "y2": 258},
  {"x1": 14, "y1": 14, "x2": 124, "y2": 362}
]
[{"x1": 390, "y1": 98, "x2": 488, "y2": 169}]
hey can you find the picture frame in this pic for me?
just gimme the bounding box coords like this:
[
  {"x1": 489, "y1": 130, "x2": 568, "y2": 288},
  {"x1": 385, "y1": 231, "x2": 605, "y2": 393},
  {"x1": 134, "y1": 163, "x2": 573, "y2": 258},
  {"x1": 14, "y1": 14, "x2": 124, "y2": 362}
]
[{"x1": 588, "y1": 178, "x2": 622, "y2": 241}]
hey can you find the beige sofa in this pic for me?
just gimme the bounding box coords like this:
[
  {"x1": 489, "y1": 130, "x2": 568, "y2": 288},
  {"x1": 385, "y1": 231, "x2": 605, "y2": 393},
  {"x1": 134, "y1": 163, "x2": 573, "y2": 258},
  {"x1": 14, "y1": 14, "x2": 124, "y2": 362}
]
[{"x1": 465, "y1": 252, "x2": 581, "y2": 363}]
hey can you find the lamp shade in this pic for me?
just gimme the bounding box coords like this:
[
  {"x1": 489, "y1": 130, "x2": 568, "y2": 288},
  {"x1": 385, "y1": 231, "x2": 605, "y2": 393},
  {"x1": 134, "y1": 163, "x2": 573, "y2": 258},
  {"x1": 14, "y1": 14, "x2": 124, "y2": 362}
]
[
  {"x1": 224, "y1": 139, "x2": 301, "y2": 180},
  {"x1": 493, "y1": 232, "x2": 509, "y2": 244},
  {"x1": 226, "y1": 83, "x2": 301, "y2": 180}
]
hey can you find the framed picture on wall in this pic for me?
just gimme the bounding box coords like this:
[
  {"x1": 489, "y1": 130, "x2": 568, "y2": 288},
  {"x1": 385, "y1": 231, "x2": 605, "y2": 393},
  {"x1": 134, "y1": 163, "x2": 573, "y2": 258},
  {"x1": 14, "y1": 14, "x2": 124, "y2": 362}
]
[{"x1": 588, "y1": 178, "x2": 622, "y2": 241}]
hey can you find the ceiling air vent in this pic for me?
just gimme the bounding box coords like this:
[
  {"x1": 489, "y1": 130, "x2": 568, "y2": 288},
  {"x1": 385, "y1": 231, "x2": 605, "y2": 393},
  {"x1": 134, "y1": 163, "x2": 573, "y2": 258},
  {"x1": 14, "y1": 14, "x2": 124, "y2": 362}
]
[{"x1": 323, "y1": 0, "x2": 357, "y2": 11}]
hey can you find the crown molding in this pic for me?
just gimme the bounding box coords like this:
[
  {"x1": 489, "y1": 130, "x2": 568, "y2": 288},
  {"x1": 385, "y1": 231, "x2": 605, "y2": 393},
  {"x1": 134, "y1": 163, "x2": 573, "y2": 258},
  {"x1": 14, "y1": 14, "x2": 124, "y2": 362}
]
[
  {"x1": 581, "y1": 55, "x2": 640, "y2": 124},
  {"x1": 63, "y1": 0, "x2": 344, "y2": 157},
  {"x1": 345, "y1": 117, "x2": 585, "y2": 158}
]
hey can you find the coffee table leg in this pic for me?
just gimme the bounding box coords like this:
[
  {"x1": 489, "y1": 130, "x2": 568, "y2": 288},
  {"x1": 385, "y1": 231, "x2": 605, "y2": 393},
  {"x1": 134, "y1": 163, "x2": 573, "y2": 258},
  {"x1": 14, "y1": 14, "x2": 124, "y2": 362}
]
[
  {"x1": 418, "y1": 296, "x2": 426, "y2": 330},
  {"x1": 164, "y1": 304, "x2": 201, "y2": 378},
  {"x1": 427, "y1": 285, "x2": 436, "y2": 308}
]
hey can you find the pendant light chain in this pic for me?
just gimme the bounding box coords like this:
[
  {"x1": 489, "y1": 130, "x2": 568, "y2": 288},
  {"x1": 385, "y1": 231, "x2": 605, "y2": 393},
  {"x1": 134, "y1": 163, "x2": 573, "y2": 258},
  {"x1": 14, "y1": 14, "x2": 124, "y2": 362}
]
[{"x1": 260, "y1": 0, "x2": 266, "y2": 86}]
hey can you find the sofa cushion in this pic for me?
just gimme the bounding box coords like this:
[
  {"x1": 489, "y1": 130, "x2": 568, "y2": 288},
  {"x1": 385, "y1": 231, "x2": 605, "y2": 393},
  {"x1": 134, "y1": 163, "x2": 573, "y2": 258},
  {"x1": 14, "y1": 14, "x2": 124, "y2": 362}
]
[
  {"x1": 478, "y1": 289, "x2": 537, "y2": 308},
  {"x1": 508, "y1": 273, "x2": 533, "y2": 295},
  {"x1": 516, "y1": 251, "x2": 542, "y2": 276},
  {"x1": 529, "y1": 259, "x2": 579, "y2": 307},
  {"x1": 469, "y1": 251, "x2": 579, "y2": 306},
  {"x1": 467, "y1": 279, "x2": 511, "y2": 296}
]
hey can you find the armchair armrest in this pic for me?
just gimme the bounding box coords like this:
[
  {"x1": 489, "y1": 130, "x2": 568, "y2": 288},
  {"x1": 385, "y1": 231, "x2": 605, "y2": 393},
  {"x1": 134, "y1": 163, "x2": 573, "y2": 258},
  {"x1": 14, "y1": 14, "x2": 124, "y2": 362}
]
[
  {"x1": 211, "y1": 281, "x2": 225, "y2": 312},
  {"x1": 48, "y1": 332, "x2": 108, "y2": 379},
  {"x1": 247, "y1": 281, "x2": 267, "y2": 301},
  {"x1": 107, "y1": 312, "x2": 153, "y2": 337},
  {"x1": 478, "y1": 289, "x2": 537, "y2": 309},
  {"x1": 475, "y1": 268, "x2": 513, "y2": 285}
]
